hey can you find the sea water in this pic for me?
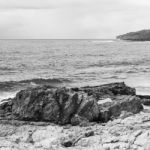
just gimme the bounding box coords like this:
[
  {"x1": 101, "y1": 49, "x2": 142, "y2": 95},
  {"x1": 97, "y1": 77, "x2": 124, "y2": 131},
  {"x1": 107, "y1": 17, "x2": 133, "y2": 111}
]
[{"x1": 0, "y1": 39, "x2": 150, "y2": 100}]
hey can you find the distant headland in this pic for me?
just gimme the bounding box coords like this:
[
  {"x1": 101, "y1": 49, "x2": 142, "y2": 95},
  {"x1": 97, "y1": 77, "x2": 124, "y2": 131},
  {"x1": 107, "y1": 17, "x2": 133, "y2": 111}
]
[{"x1": 117, "y1": 29, "x2": 150, "y2": 41}]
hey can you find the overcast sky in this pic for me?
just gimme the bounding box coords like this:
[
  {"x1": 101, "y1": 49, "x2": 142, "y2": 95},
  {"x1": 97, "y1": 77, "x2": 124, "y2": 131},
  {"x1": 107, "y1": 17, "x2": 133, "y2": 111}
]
[{"x1": 0, "y1": 0, "x2": 150, "y2": 39}]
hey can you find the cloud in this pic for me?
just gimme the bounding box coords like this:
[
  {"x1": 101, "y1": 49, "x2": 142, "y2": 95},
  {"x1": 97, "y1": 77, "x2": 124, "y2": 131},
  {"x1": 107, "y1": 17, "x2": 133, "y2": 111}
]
[
  {"x1": 0, "y1": 0, "x2": 93, "y2": 10},
  {"x1": 0, "y1": 0, "x2": 150, "y2": 38},
  {"x1": 0, "y1": 0, "x2": 54, "y2": 9},
  {"x1": 121, "y1": 0, "x2": 150, "y2": 7}
]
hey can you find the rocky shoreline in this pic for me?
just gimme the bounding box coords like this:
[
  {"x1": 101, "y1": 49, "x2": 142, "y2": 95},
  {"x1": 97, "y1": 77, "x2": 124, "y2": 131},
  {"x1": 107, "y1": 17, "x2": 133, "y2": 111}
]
[{"x1": 0, "y1": 82, "x2": 150, "y2": 150}]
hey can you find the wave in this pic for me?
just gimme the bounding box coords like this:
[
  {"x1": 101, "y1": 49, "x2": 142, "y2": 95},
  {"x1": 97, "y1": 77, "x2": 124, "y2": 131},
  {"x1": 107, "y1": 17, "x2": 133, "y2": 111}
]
[
  {"x1": 102, "y1": 75, "x2": 126, "y2": 80},
  {"x1": 0, "y1": 78, "x2": 71, "y2": 92},
  {"x1": 0, "y1": 67, "x2": 15, "y2": 71},
  {"x1": 0, "y1": 91, "x2": 16, "y2": 101},
  {"x1": 19, "y1": 78, "x2": 70, "y2": 84},
  {"x1": 89, "y1": 59, "x2": 148, "y2": 68}
]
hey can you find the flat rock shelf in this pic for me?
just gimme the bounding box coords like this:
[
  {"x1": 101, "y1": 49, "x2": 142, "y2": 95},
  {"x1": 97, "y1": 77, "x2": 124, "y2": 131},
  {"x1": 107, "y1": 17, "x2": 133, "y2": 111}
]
[{"x1": 0, "y1": 82, "x2": 150, "y2": 150}]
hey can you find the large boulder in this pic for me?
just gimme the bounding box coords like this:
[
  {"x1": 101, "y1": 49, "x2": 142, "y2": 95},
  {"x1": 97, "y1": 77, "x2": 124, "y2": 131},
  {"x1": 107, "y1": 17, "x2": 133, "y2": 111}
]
[
  {"x1": 0, "y1": 82, "x2": 143, "y2": 125},
  {"x1": 12, "y1": 87, "x2": 60, "y2": 122},
  {"x1": 12, "y1": 86, "x2": 99, "y2": 124}
]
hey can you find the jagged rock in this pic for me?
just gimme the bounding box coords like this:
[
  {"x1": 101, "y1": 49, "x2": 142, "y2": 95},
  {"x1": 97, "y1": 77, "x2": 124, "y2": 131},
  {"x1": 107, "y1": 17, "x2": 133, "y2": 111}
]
[
  {"x1": 12, "y1": 87, "x2": 60, "y2": 122},
  {"x1": 0, "y1": 98, "x2": 12, "y2": 118},
  {"x1": 76, "y1": 95, "x2": 99, "y2": 122},
  {"x1": 0, "y1": 82, "x2": 143, "y2": 125},
  {"x1": 53, "y1": 88, "x2": 83, "y2": 125},
  {"x1": 71, "y1": 114, "x2": 89, "y2": 126},
  {"x1": 99, "y1": 95, "x2": 143, "y2": 122},
  {"x1": 80, "y1": 82, "x2": 136, "y2": 100},
  {"x1": 12, "y1": 86, "x2": 99, "y2": 124}
]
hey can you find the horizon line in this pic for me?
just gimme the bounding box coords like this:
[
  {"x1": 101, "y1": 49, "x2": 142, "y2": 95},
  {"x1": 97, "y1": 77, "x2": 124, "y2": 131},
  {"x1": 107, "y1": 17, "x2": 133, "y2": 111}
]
[{"x1": 0, "y1": 38, "x2": 116, "y2": 40}]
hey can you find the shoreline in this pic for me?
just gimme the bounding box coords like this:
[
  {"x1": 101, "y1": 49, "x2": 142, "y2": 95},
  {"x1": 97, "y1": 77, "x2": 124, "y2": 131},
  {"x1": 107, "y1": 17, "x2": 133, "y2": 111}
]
[
  {"x1": 0, "y1": 82, "x2": 150, "y2": 150},
  {"x1": 1, "y1": 79, "x2": 150, "y2": 102}
]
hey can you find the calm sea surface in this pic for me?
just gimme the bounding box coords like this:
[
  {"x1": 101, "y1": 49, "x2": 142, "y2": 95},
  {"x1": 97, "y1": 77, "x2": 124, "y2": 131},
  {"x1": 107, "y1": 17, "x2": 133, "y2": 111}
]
[{"x1": 0, "y1": 39, "x2": 150, "y2": 99}]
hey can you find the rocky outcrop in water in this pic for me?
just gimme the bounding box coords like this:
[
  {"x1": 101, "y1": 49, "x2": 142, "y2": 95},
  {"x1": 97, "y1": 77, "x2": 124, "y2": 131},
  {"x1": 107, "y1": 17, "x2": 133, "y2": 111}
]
[
  {"x1": 12, "y1": 87, "x2": 99, "y2": 125},
  {"x1": 117, "y1": 29, "x2": 150, "y2": 41},
  {"x1": 0, "y1": 82, "x2": 143, "y2": 125}
]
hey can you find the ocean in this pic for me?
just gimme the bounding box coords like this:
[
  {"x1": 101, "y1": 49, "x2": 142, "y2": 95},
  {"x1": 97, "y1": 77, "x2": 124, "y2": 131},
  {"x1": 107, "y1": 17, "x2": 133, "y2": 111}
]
[{"x1": 0, "y1": 39, "x2": 150, "y2": 100}]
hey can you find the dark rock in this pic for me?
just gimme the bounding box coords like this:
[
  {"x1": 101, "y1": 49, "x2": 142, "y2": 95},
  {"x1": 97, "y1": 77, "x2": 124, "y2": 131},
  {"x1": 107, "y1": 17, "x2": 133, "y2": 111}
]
[
  {"x1": 80, "y1": 82, "x2": 136, "y2": 100},
  {"x1": 12, "y1": 86, "x2": 99, "y2": 124},
  {"x1": 15, "y1": 138, "x2": 21, "y2": 144},
  {"x1": 62, "y1": 140, "x2": 73, "y2": 147},
  {"x1": 61, "y1": 135, "x2": 83, "y2": 147},
  {"x1": 53, "y1": 88, "x2": 82, "y2": 125},
  {"x1": 99, "y1": 95, "x2": 143, "y2": 122},
  {"x1": 85, "y1": 131, "x2": 94, "y2": 137},
  {"x1": 71, "y1": 114, "x2": 89, "y2": 126},
  {"x1": 77, "y1": 95, "x2": 99, "y2": 122},
  {"x1": 0, "y1": 98, "x2": 12, "y2": 118},
  {"x1": 141, "y1": 99, "x2": 150, "y2": 106},
  {"x1": 117, "y1": 29, "x2": 150, "y2": 41},
  {"x1": 71, "y1": 114, "x2": 85, "y2": 126},
  {"x1": 0, "y1": 82, "x2": 143, "y2": 125},
  {"x1": 12, "y1": 87, "x2": 59, "y2": 122},
  {"x1": 137, "y1": 95, "x2": 150, "y2": 106}
]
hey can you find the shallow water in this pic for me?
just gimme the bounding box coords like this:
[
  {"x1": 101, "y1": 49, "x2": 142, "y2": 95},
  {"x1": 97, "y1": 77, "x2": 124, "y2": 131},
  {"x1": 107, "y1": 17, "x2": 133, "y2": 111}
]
[{"x1": 0, "y1": 39, "x2": 150, "y2": 99}]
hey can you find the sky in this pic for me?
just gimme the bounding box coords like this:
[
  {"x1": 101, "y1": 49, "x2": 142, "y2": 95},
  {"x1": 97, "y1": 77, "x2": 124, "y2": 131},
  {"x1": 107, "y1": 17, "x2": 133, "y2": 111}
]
[{"x1": 0, "y1": 0, "x2": 150, "y2": 39}]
